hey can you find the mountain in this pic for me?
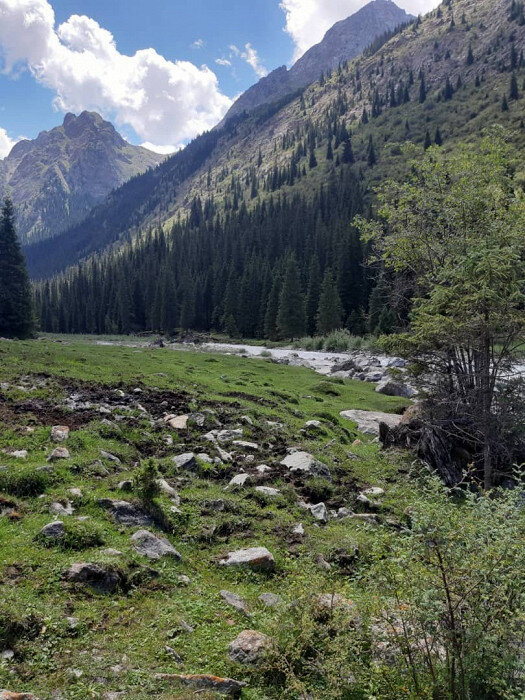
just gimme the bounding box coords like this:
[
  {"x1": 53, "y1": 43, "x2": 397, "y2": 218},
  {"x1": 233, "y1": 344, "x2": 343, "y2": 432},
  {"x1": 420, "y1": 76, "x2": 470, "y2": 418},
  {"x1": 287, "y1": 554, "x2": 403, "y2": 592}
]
[
  {"x1": 0, "y1": 111, "x2": 162, "y2": 244},
  {"x1": 222, "y1": 0, "x2": 414, "y2": 121},
  {"x1": 31, "y1": 0, "x2": 525, "y2": 330}
]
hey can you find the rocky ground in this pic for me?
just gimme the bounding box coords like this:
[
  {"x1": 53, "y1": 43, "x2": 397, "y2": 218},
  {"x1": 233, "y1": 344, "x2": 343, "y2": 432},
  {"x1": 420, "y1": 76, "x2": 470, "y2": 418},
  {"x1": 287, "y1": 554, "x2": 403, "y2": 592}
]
[{"x1": 0, "y1": 337, "x2": 449, "y2": 698}]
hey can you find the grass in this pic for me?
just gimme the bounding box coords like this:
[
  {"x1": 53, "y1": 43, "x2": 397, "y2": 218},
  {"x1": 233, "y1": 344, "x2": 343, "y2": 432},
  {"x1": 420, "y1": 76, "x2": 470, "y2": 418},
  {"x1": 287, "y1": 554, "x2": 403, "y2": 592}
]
[{"x1": 0, "y1": 336, "x2": 418, "y2": 698}]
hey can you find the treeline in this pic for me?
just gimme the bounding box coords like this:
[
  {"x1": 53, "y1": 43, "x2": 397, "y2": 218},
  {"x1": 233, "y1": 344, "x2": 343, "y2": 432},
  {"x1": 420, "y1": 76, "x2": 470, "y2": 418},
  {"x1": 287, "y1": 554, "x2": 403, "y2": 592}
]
[{"x1": 35, "y1": 167, "x2": 378, "y2": 339}]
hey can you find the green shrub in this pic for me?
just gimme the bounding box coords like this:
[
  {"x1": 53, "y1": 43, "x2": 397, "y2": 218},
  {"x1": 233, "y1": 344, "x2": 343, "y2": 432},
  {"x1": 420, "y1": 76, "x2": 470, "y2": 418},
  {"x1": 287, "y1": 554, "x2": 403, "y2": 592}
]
[
  {"x1": 0, "y1": 611, "x2": 42, "y2": 651},
  {"x1": 36, "y1": 520, "x2": 105, "y2": 551},
  {"x1": 133, "y1": 459, "x2": 161, "y2": 502},
  {"x1": 303, "y1": 477, "x2": 334, "y2": 503},
  {"x1": 0, "y1": 468, "x2": 50, "y2": 497}
]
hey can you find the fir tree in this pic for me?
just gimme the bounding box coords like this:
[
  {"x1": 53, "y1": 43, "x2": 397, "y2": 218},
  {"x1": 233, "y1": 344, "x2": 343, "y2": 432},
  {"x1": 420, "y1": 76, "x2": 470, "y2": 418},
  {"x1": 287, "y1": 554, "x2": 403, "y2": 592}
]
[
  {"x1": 467, "y1": 43, "x2": 474, "y2": 65},
  {"x1": 424, "y1": 130, "x2": 432, "y2": 150},
  {"x1": 509, "y1": 73, "x2": 519, "y2": 100},
  {"x1": 367, "y1": 135, "x2": 377, "y2": 167},
  {"x1": 444, "y1": 76, "x2": 454, "y2": 100},
  {"x1": 502, "y1": 94, "x2": 509, "y2": 111},
  {"x1": 264, "y1": 276, "x2": 281, "y2": 340},
  {"x1": 309, "y1": 147, "x2": 318, "y2": 169},
  {"x1": 435, "y1": 127, "x2": 443, "y2": 146},
  {"x1": 326, "y1": 138, "x2": 333, "y2": 160},
  {"x1": 277, "y1": 257, "x2": 306, "y2": 340},
  {"x1": 306, "y1": 256, "x2": 321, "y2": 336},
  {"x1": 342, "y1": 138, "x2": 354, "y2": 164},
  {"x1": 0, "y1": 199, "x2": 33, "y2": 339},
  {"x1": 316, "y1": 269, "x2": 343, "y2": 334},
  {"x1": 419, "y1": 72, "x2": 427, "y2": 103}
]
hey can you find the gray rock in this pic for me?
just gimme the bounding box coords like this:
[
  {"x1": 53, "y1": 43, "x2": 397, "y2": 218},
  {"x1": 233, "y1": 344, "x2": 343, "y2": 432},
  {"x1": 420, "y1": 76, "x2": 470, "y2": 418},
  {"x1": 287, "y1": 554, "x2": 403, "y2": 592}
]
[
  {"x1": 47, "y1": 447, "x2": 70, "y2": 461},
  {"x1": 69, "y1": 488, "x2": 83, "y2": 498},
  {"x1": 228, "y1": 630, "x2": 271, "y2": 665},
  {"x1": 172, "y1": 453, "x2": 197, "y2": 470},
  {"x1": 255, "y1": 486, "x2": 281, "y2": 497},
  {"x1": 292, "y1": 523, "x2": 305, "y2": 536},
  {"x1": 117, "y1": 480, "x2": 133, "y2": 492},
  {"x1": 157, "y1": 479, "x2": 180, "y2": 504},
  {"x1": 226, "y1": 473, "x2": 250, "y2": 489},
  {"x1": 220, "y1": 590, "x2": 249, "y2": 614},
  {"x1": 50, "y1": 500, "x2": 74, "y2": 516},
  {"x1": 131, "y1": 530, "x2": 181, "y2": 560},
  {"x1": 340, "y1": 409, "x2": 402, "y2": 436},
  {"x1": 256, "y1": 464, "x2": 272, "y2": 474},
  {"x1": 280, "y1": 451, "x2": 331, "y2": 481},
  {"x1": 98, "y1": 499, "x2": 153, "y2": 526},
  {"x1": 258, "y1": 592, "x2": 284, "y2": 607},
  {"x1": 232, "y1": 440, "x2": 259, "y2": 451},
  {"x1": 153, "y1": 674, "x2": 246, "y2": 697},
  {"x1": 375, "y1": 378, "x2": 416, "y2": 398},
  {"x1": 0, "y1": 692, "x2": 40, "y2": 700},
  {"x1": 100, "y1": 450, "x2": 121, "y2": 464},
  {"x1": 51, "y1": 425, "x2": 70, "y2": 442},
  {"x1": 309, "y1": 502, "x2": 329, "y2": 523},
  {"x1": 63, "y1": 562, "x2": 124, "y2": 593},
  {"x1": 39, "y1": 521, "x2": 65, "y2": 539},
  {"x1": 219, "y1": 547, "x2": 275, "y2": 572}
]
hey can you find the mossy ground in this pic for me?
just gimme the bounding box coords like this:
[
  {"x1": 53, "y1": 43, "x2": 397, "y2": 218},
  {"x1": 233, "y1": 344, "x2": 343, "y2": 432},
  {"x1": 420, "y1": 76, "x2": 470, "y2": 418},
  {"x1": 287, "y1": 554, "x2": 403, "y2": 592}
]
[{"x1": 0, "y1": 337, "x2": 420, "y2": 698}]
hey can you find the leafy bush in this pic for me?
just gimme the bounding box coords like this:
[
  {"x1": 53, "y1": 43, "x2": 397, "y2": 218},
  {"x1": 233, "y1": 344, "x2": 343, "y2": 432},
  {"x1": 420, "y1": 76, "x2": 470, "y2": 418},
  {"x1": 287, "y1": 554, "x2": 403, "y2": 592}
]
[
  {"x1": 133, "y1": 459, "x2": 161, "y2": 502},
  {"x1": 36, "y1": 521, "x2": 105, "y2": 551},
  {"x1": 0, "y1": 611, "x2": 42, "y2": 651},
  {"x1": 292, "y1": 331, "x2": 377, "y2": 353}
]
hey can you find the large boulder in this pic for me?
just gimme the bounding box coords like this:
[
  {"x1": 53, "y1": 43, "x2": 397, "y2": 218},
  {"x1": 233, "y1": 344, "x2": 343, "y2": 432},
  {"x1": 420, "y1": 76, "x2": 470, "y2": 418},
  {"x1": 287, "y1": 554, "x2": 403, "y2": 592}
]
[
  {"x1": 280, "y1": 451, "x2": 332, "y2": 481},
  {"x1": 63, "y1": 562, "x2": 125, "y2": 594},
  {"x1": 98, "y1": 499, "x2": 153, "y2": 527},
  {"x1": 39, "y1": 521, "x2": 65, "y2": 540},
  {"x1": 309, "y1": 502, "x2": 329, "y2": 523},
  {"x1": 340, "y1": 410, "x2": 402, "y2": 436},
  {"x1": 228, "y1": 630, "x2": 271, "y2": 665},
  {"x1": 131, "y1": 530, "x2": 181, "y2": 561},
  {"x1": 219, "y1": 547, "x2": 275, "y2": 573},
  {"x1": 375, "y1": 378, "x2": 416, "y2": 398},
  {"x1": 172, "y1": 453, "x2": 197, "y2": 471},
  {"x1": 154, "y1": 674, "x2": 246, "y2": 697}
]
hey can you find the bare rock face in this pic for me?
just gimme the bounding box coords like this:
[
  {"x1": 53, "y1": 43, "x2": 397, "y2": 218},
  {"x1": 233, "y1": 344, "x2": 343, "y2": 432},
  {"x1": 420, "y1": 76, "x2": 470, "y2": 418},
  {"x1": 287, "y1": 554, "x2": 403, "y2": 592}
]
[
  {"x1": 223, "y1": 0, "x2": 413, "y2": 121},
  {"x1": 219, "y1": 547, "x2": 275, "y2": 573},
  {"x1": 0, "y1": 111, "x2": 161, "y2": 245},
  {"x1": 228, "y1": 630, "x2": 272, "y2": 665}
]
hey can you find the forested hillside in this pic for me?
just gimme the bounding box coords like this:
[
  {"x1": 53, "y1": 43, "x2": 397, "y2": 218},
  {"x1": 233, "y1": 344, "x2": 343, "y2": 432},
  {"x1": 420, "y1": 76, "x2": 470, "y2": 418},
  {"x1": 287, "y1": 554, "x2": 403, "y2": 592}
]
[{"x1": 34, "y1": 0, "x2": 525, "y2": 337}]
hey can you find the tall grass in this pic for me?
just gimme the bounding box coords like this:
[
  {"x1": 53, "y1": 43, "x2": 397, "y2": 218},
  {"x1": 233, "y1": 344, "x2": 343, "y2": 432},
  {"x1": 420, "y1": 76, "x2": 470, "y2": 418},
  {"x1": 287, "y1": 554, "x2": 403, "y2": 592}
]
[{"x1": 292, "y1": 330, "x2": 379, "y2": 353}]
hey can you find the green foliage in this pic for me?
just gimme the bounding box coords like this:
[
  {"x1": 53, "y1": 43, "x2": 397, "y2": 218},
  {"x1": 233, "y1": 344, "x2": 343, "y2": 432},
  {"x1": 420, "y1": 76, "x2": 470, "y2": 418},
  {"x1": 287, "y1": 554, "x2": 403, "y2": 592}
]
[
  {"x1": 36, "y1": 520, "x2": 105, "y2": 551},
  {"x1": 133, "y1": 459, "x2": 161, "y2": 502},
  {"x1": 277, "y1": 256, "x2": 307, "y2": 340},
  {"x1": 0, "y1": 467, "x2": 50, "y2": 497},
  {"x1": 0, "y1": 199, "x2": 34, "y2": 339}
]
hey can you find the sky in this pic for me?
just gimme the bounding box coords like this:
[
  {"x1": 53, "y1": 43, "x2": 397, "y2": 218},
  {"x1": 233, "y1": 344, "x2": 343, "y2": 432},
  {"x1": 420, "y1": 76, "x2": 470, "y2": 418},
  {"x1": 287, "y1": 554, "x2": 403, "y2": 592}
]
[{"x1": 0, "y1": 0, "x2": 441, "y2": 157}]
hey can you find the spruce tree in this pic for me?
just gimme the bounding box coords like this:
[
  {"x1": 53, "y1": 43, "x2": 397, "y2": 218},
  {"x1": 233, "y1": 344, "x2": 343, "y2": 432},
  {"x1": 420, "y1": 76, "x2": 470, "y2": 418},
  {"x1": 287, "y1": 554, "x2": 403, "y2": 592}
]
[
  {"x1": 367, "y1": 135, "x2": 377, "y2": 166},
  {"x1": 435, "y1": 127, "x2": 443, "y2": 146},
  {"x1": 264, "y1": 276, "x2": 281, "y2": 340},
  {"x1": 424, "y1": 130, "x2": 432, "y2": 150},
  {"x1": 419, "y1": 73, "x2": 427, "y2": 103},
  {"x1": 342, "y1": 138, "x2": 354, "y2": 164},
  {"x1": 316, "y1": 269, "x2": 343, "y2": 335},
  {"x1": 277, "y1": 257, "x2": 306, "y2": 340},
  {"x1": 306, "y1": 256, "x2": 321, "y2": 336},
  {"x1": 502, "y1": 94, "x2": 509, "y2": 111},
  {"x1": 467, "y1": 43, "x2": 474, "y2": 65},
  {"x1": 510, "y1": 73, "x2": 519, "y2": 100},
  {"x1": 0, "y1": 199, "x2": 33, "y2": 339}
]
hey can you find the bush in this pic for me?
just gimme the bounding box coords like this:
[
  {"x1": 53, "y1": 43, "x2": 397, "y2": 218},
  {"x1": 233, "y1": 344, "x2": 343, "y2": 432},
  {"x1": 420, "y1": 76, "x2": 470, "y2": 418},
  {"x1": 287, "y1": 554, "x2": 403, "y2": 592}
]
[
  {"x1": 36, "y1": 521, "x2": 106, "y2": 551},
  {"x1": 133, "y1": 459, "x2": 161, "y2": 502},
  {"x1": 0, "y1": 468, "x2": 50, "y2": 497}
]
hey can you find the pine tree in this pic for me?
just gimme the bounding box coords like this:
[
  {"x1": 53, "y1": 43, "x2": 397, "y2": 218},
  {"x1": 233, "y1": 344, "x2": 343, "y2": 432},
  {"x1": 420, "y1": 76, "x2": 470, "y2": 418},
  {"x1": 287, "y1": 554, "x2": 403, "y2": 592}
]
[
  {"x1": 0, "y1": 199, "x2": 33, "y2": 339},
  {"x1": 367, "y1": 135, "x2": 377, "y2": 167},
  {"x1": 510, "y1": 73, "x2": 519, "y2": 100},
  {"x1": 342, "y1": 138, "x2": 354, "y2": 164},
  {"x1": 264, "y1": 276, "x2": 281, "y2": 340},
  {"x1": 419, "y1": 73, "x2": 427, "y2": 103},
  {"x1": 424, "y1": 130, "x2": 432, "y2": 150},
  {"x1": 316, "y1": 269, "x2": 343, "y2": 334},
  {"x1": 277, "y1": 257, "x2": 306, "y2": 340},
  {"x1": 435, "y1": 127, "x2": 443, "y2": 146},
  {"x1": 309, "y1": 147, "x2": 318, "y2": 169},
  {"x1": 326, "y1": 138, "x2": 333, "y2": 161},
  {"x1": 444, "y1": 76, "x2": 454, "y2": 100},
  {"x1": 467, "y1": 43, "x2": 474, "y2": 65},
  {"x1": 306, "y1": 256, "x2": 321, "y2": 336},
  {"x1": 502, "y1": 94, "x2": 509, "y2": 111}
]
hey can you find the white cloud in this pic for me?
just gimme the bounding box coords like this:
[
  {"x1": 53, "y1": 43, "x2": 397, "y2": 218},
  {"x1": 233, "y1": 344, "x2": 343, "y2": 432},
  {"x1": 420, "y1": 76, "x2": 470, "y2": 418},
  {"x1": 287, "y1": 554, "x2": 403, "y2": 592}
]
[
  {"x1": 280, "y1": 0, "x2": 442, "y2": 61},
  {"x1": 141, "y1": 141, "x2": 179, "y2": 155},
  {"x1": 0, "y1": 0, "x2": 232, "y2": 147},
  {"x1": 0, "y1": 126, "x2": 19, "y2": 157},
  {"x1": 215, "y1": 57, "x2": 232, "y2": 67},
  {"x1": 241, "y1": 43, "x2": 267, "y2": 78},
  {"x1": 191, "y1": 38, "x2": 204, "y2": 49}
]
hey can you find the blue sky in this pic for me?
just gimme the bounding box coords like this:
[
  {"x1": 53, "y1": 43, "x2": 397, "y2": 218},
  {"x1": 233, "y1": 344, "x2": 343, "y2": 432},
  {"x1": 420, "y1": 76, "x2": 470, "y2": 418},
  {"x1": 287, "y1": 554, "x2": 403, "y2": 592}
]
[{"x1": 0, "y1": 0, "x2": 440, "y2": 155}]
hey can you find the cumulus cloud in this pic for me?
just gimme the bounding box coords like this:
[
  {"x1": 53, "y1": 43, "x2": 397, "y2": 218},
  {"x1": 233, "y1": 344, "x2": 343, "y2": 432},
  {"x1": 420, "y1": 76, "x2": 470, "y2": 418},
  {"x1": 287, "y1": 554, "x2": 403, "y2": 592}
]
[
  {"x1": 141, "y1": 141, "x2": 179, "y2": 155},
  {"x1": 190, "y1": 38, "x2": 204, "y2": 49},
  {"x1": 241, "y1": 43, "x2": 267, "y2": 78},
  {"x1": 215, "y1": 57, "x2": 232, "y2": 67},
  {"x1": 280, "y1": 0, "x2": 442, "y2": 61},
  {"x1": 0, "y1": 126, "x2": 19, "y2": 157},
  {"x1": 0, "y1": 0, "x2": 232, "y2": 147}
]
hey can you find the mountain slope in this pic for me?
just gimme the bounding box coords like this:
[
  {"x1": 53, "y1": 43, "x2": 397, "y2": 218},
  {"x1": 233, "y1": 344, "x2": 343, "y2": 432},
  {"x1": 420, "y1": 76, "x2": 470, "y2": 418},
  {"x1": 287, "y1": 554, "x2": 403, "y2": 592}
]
[
  {"x1": 0, "y1": 112, "x2": 161, "y2": 244},
  {"x1": 223, "y1": 0, "x2": 414, "y2": 121},
  {"x1": 28, "y1": 0, "x2": 525, "y2": 285}
]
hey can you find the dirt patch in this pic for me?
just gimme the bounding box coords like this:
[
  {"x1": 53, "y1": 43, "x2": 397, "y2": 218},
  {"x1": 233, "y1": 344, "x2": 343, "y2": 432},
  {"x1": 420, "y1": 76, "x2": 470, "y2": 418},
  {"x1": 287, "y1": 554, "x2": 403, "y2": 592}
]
[
  {"x1": 0, "y1": 397, "x2": 98, "y2": 429},
  {"x1": 222, "y1": 391, "x2": 278, "y2": 408}
]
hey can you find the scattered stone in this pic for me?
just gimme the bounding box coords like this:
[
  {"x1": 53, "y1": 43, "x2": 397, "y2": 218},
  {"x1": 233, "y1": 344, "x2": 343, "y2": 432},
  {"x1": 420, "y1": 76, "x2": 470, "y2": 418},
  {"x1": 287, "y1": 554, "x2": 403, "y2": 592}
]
[
  {"x1": 340, "y1": 410, "x2": 402, "y2": 436},
  {"x1": 0, "y1": 692, "x2": 40, "y2": 700},
  {"x1": 51, "y1": 426, "x2": 70, "y2": 442},
  {"x1": 228, "y1": 630, "x2": 271, "y2": 665},
  {"x1": 316, "y1": 594, "x2": 355, "y2": 611},
  {"x1": 66, "y1": 616, "x2": 80, "y2": 630},
  {"x1": 309, "y1": 502, "x2": 328, "y2": 523},
  {"x1": 292, "y1": 523, "x2": 305, "y2": 536},
  {"x1": 280, "y1": 451, "x2": 331, "y2": 481},
  {"x1": 172, "y1": 453, "x2": 197, "y2": 471},
  {"x1": 98, "y1": 499, "x2": 153, "y2": 527},
  {"x1": 47, "y1": 447, "x2": 70, "y2": 461},
  {"x1": 165, "y1": 646, "x2": 183, "y2": 663},
  {"x1": 255, "y1": 464, "x2": 271, "y2": 474},
  {"x1": 50, "y1": 500, "x2": 74, "y2": 516},
  {"x1": 255, "y1": 486, "x2": 281, "y2": 497},
  {"x1": 177, "y1": 575, "x2": 191, "y2": 586},
  {"x1": 240, "y1": 415, "x2": 253, "y2": 425},
  {"x1": 314, "y1": 553, "x2": 331, "y2": 571},
  {"x1": 7, "y1": 450, "x2": 28, "y2": 460},
  {"x1": 157, "y1": 479, "x2": 180, "y2": 504},
  {"x1": 226, "y1": 473, "x2": 250, "y2": 489},
  {"x1": 103, "y1": 548, "x2": 123, "y2": 557},
  {"x1": 0, "y1": 650, "x2": 14, "y2": 661},
  {"x1": 39, "y1": 521, "x2": 65, "y2": 539},
  {"x1": 154, "y1": 674, "x2": 246, "y2": 697},
  {"x1": 220, "y1": 590, "x2": 249, "y2": 615},
  {"x1": 258, "y1": 593, "x2": 284, "y2": 607},
  {"x1": 63, "y1": 562, "x2": 124, "y2": 594},
  {"x1": 362, "y1": 487, "x2": 385, "y2": 498},
  {"x1": 117, "y1": 480, "x2": 133, "y2": 492},
  {"x1": 131, "y1": 530, "x2": 181, "y2": 561},
  {"x1": 376, "y1": 378, "x2": 416, "y2": 399},
  {"x1": 69, "y1": 488, "x2": 82, "y2": 498},
  {"x1": 100, "y1": 450, "x2": 121, "y2": 464},
  {"x1": 206, "y1": 429, "x2": 243, "y2": 443},
  {"x1": 165, "y1": 415, "x2": 189, "y2": 430},
  {"x1": 232, "y1": 440, "x2": 259, "y2": 451},
  {"x1": 219, "y1": 547, "x2": 275, "y2": 573},
  {"x1": 197, "y1": 453, "x2": 214, "y2": 464}
]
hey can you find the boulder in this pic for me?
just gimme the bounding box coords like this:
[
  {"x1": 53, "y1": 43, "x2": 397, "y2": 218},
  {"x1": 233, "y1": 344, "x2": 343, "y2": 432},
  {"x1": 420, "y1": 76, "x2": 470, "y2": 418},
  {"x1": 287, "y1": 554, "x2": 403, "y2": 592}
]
[
  {"x1": 232, "y1": 440, "x2": 260, "y2": 451},
  {"x1": 375, "y1": 378, "x2": 416, "y2": 398},
  {"x1": 340, "y1": 410, "x2": 402, "y2": 436},
  {"x1": 47, "y1": 447, "x2": 70, "y2": 461},
  {"x1": 98, "y1": 499, "x2": 153, "y2": 527},
  {"x1": 154, "y1": 674, "x2": 246, "y2": 697},
  {"x1": 280, "y1": 451, "x2": 331, "y2": 481},
  {"x1": 220, "y1": 590, "x2": 249, "y2": 614},
  {"x1": 309, "y1": 502, "x2": 329, "y2": 523},
  {"x1": 0, "y1": 693, "x2": 40, "y2": 700},
  {"x1": 165, "y1": 415, "x2": 189, "y2": 430},
  {"x1": 219, "y1": 547, "x2": 275, "y2": 573},
  {"x1": 63, "y1": 562, "x2": 124, "y2": 593},
  {"x1": 258, "y1": 592, "x2": 284, "y2": 607},
  {"x1": 157, "y1": 479, "x2": 180, "y2": 504},
  {"x1": 255, "y1": 486, "x2": 280, "y2": 497},
  {"x1": 50, "y1": 500, "x2": 74, "y2": 516},
  {"x1": 228, "y1": 630, "x2": 271, "y2": 665},
  {"x1": 131, "y1": 530, "x2": 181, "y2": 561},
  {"x1": 100, "y1": 450, "x2": 121, "y2": 464},
  {"x1": 172, "y1": 453, "x2": 197, "y2": 471},
  {"x1": 226, "y1": 473, "x2": 250, "y2": 489},
  {"x1": 51, "y1": 426, "x2": 69, "y2": 442},
  {"x1": 8, "y1": 451, "x2": 28, "y2": 459},
  {"x1": 39, "y1": 521, "x2": 65, "y2": 539}
]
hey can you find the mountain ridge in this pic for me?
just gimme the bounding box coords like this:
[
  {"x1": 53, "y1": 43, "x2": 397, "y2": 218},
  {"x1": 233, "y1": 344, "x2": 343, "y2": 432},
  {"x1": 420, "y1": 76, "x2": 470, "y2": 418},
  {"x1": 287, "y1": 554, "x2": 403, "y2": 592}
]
[{"x1": 0, "y1": 111, "x2": 161, "y2": 244}]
